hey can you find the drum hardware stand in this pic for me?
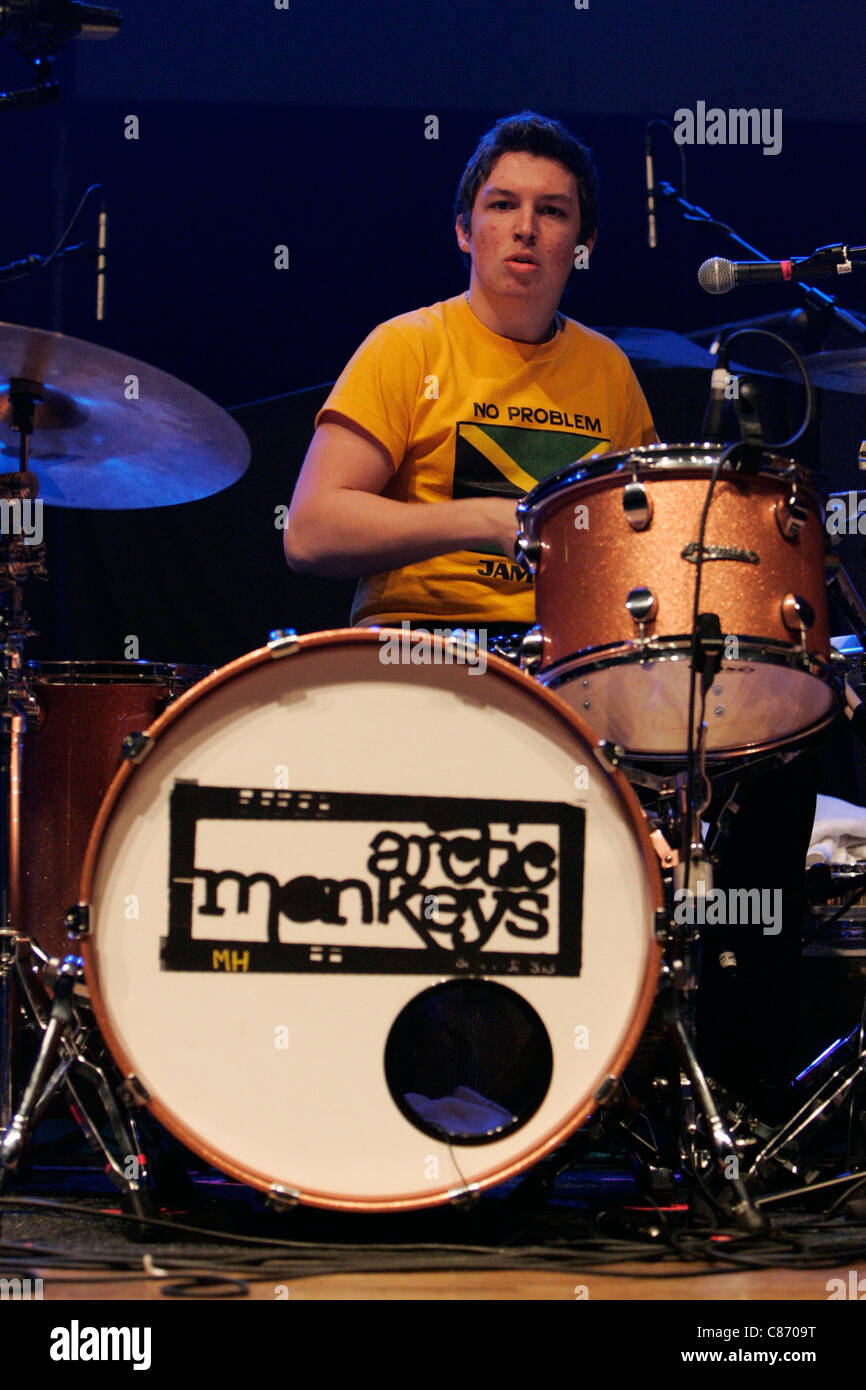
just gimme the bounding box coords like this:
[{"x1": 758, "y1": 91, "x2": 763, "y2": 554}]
[
  {"x1": 595, "y1": 736, "x2": 767, "y2": 1228},
  {"x1": 737, "y1": 1028, "x2": 866, "y2": 1205},
  {"x1": 0, "y1": 953, "x2": 157, "y2": 1224},
  {"x1": 0, "y1": 393, "x2": 162, "y2": 1217},
  {"x1": 0, "y1": 385, "x2": 48, "y2": 1128},
  {"x1": 664, "y1": 834, "x2": 768, "y2": 1229}
]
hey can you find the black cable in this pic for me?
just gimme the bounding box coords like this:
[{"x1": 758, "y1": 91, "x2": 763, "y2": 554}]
[
  {"x1": 712, "y1": 326, "x2": 814, "y2": 450},
  {"x1": 0, "y1": 181, "x2": 102, "y2": 283},
  {"x1": 682, "y1": 442, "x2": 741, "y2": 914}
]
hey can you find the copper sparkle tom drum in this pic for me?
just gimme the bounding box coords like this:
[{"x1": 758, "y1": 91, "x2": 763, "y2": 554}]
[
  {"x1": 79, "y1": 629, "x2": 662, "y2": 1212},
  {"x1": 518, "y1": 443, "x2": 839, "y2": 760}
]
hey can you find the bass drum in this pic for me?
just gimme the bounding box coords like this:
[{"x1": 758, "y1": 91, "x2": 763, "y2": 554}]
[{"x1": 80, "y1": 630, "x2": 662, "y2": 1212}]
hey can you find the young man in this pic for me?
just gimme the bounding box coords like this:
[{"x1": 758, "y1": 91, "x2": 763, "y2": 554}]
[
  {"x1": 286, "y1": 111, "x2": 815, "y2": 1116},
  {"x1": 284, "y1": 111, "x2": 656, "y2": 628}
]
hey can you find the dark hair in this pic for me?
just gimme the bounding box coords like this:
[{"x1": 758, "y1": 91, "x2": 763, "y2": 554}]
[{"x1": 454, "y1": 110, "x2": 600, "y2": 244}]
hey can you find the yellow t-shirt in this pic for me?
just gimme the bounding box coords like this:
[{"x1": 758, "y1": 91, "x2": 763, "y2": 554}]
[{"x1": 315, "y1": 293, "x2": 656, "y2": 625}]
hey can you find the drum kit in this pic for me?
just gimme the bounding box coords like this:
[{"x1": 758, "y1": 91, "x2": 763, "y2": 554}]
[{"x1": 1, "y1": 318, "x2": 866, "y2": 1231}]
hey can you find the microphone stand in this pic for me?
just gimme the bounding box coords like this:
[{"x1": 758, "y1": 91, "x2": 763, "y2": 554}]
[{"x1": 656, "y1": 180, "x2": 866, "y2": 343}]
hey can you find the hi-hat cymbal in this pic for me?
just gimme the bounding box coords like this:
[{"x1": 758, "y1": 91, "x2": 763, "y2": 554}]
[{"x1": 0, "y1": 322, "x2": 250, "y2": 509}]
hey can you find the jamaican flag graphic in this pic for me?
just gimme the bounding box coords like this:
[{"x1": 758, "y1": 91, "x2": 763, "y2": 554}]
[{"x1": 452, "y1": 420, "x2": 608, "y2": 553}]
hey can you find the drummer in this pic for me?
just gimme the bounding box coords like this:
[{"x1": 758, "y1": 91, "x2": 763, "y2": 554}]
[
  {"x1": 285, "y1": 110, "x2": 814, "y2": 1114},
  {"x1": 284, "y1": 109, "x2": 656, "y2": 634}
]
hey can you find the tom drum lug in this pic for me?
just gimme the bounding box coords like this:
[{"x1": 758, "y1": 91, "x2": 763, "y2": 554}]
[
  {"x1": 781, "y1": 592, "x2": 815, "y2": 649},
  {"x1": 518, "y1": 624, "x2": 543, "y2": 673},
  {"x1": 625, "y1": 586, "x2": 658, "y2": 641},
  {"x1": 774, "y1": 488, "x2": 808, "y2": 540},
  {"x1": 623, "y1": 478, "x2": 653, "y2": 531},
  {"x1": 514, "y1": 533, "x2": 540, "y2": 573}
]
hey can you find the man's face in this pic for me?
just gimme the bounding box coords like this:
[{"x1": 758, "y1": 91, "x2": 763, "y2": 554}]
[{"x1": 456, "y1": 151, "x2": 594, "y2": 307}]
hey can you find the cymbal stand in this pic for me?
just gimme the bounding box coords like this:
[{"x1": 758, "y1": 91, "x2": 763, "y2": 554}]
[
  {"x1": 742, "y1": 1022, "x2": 866, "y2": 1195},
  {"x1": 0, "y1": 379, "x2": 46, "y2": 1128},
  {"x1": 0, "y1": 954, "x2": 155, "y2": 1218},
  {"x1": 0, "y1": 383, "x2": 157, "y2": 1215}
]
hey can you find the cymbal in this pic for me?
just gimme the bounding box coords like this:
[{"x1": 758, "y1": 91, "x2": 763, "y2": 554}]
[
  {"x1": 603, "y1": 327, "x2": 790, "y2": 381},
  {"x1": 601, "y1": 327, "x2": 717, "y2": 370},
  {"x1": 0, "y1": 322, "x2": 250, "y2": 509},
  {"x1": 781, "y1": 349, "x2": 866, "y2": 396}
]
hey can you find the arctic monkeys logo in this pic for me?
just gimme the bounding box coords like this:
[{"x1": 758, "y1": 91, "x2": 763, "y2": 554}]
[{"x1": 161, "y1": 783, "x2": 584, "y2": 976}]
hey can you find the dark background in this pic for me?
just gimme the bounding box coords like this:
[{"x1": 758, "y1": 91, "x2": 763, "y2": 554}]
[{"x1": 1, "y1": 0, "x2": 865, "y2": 667}]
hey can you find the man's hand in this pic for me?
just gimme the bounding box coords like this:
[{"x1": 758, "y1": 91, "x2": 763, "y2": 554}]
[{"x1": 483, "y1": 496, "x2": 521, "y2": 562}]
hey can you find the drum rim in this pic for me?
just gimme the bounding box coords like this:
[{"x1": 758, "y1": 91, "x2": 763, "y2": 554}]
[
  {"x1": 518, "y1": 441, "x2": 822, "y2": 534},
  {"x1": 27, "y1": 659, "x2": 211, "y2": 684},
  {"x1": 78, "y1": 626, "x2": 664, "y2": 1212},
  {"x1": 539, "y1": 634, "x2": 836, "y2": 677},
  {"x1": 539, "y1": 637, "x2": 840, "y2": 762}
]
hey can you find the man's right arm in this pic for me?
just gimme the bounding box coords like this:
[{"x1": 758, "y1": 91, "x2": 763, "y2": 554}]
[{"x1": 284, "y1": 412, "x2": 519, "y2": 578}]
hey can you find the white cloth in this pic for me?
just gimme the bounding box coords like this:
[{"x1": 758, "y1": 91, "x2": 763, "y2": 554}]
[{"x1": 808, "y1": 793, "x2": 866, "y2": 866}]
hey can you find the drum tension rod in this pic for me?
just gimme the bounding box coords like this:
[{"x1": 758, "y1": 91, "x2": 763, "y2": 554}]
[
  {"x1": 267, "y1": 1184, "x2": 301, "y2": 1210},
  {"x1": 593, "y1": 1075, "x2": 620, "y2": 1105},
  {"x1": 122, "y1": 731, "x2": 154, "y2": 764},
  {"x1": 117, "y1": 1075, "x2": 150, "y2": 1108},
  {"x1": 267, "y1": 628, "x2": 300, "y2": 657},
  {"x1": 447, "y1": 1182, "x2": 481, "y2": 1207},
  {"x1": 593, "y1": 740, "x2": 624, "y2": 771},
  {"x1": 64, "y1": 903, "x2": 90, "y2": 937}
]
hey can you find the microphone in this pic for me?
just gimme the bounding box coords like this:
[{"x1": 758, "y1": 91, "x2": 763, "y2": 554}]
[
  {"x1": 95, "y1": 198, "x2": 107, "y2": 321},
  {"x1": 704, "y1": 342, "x2": 729, "y2": 442},
  {"x1": 699, "y1": 258, "x2": 798, "y2": 294},
  {"x1": 644, "y1": 129, "x2": 656, "y2": 250},
  {"x1": 699, "y1": 250, "x2": 858, "y2": 294}
]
